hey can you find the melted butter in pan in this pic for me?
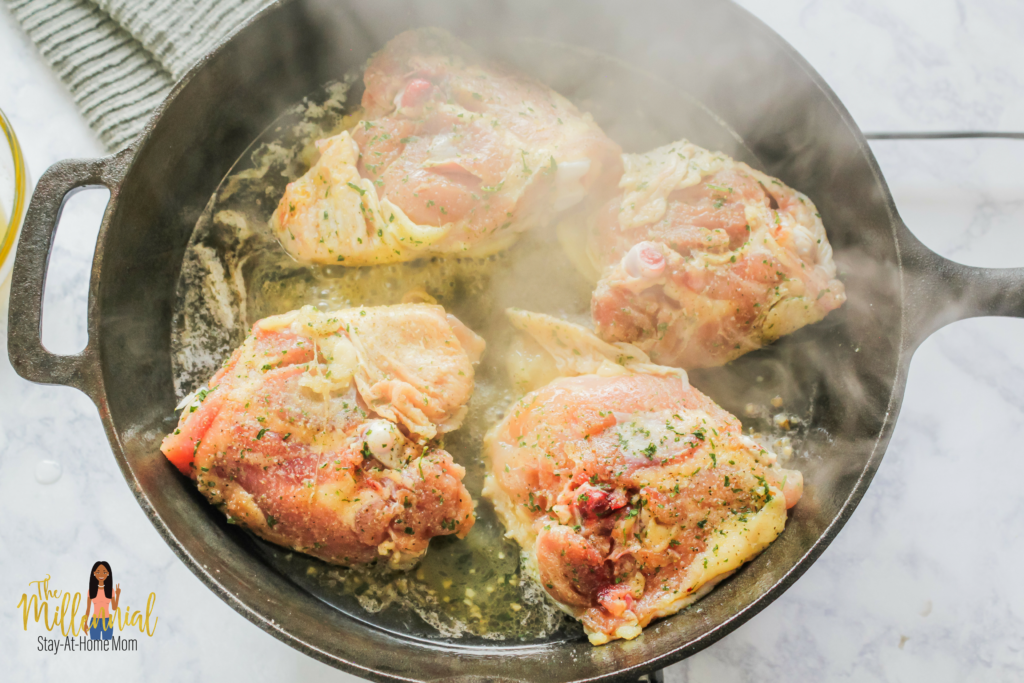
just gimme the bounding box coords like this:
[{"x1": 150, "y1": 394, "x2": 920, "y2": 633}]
[
  {"x1": 170, "y1": 61, "x2": 814, "y2": 641},
  {"x1": 172, "y1": 80, "x2": 592, "y2": 641}
]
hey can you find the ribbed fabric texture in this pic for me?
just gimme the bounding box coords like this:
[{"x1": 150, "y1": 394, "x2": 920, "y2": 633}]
[{"x1": 5, "y1": 0, "x2": 272, "y2": 150}]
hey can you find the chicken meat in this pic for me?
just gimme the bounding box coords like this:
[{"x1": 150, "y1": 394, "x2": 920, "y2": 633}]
[
  {"x1": 271, "y1": 28, "x2": 622, "y2": 266},
  {"x1": 161, "y1": 303, "x2": 483, "y2": 569},
  {"x1": 483, "y1": 310, "x2": 802, "y2": 644},
  {"x1": 583, "y1": 139, "x2": 845, "y2": 368}
]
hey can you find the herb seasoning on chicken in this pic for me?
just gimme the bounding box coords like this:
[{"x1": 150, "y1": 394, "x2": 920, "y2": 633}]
[
  {"x1": 483, "y1": 310, "x2": 802, "y2": 644},
  {"x1": 271, "y1": 28, "x2": 622, "y2": 266},
  {"x1": 584, "y1": 139, "x2": 845, "y2": 368},
  {"x1": 162, "y1": 304, "x2": 482, "y2": 569}
]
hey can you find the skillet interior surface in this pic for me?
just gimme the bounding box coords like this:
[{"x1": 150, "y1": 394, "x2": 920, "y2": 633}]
[{"x1": 93, "y1": 0, "x2": 905, "y2": 679}]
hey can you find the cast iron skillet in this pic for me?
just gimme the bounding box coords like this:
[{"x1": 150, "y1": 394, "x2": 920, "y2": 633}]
[{"x1": 8, "y1": 1, "x2": 1024, "y2": 680}]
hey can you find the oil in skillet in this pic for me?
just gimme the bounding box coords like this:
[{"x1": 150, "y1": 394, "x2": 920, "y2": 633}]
[
  {"x1": 170, "y1": 68, "x2": 814, "y2": 641},
  {"x1": 171, "y1": 79, "x2": 590, "y2": 641}
]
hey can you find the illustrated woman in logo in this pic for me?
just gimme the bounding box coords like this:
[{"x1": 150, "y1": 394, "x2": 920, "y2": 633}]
[{"x1": 84, "y1": 561, "x2": 120, "y2": 640}]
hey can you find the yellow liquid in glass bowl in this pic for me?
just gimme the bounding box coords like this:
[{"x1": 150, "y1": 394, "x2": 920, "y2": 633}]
[{"x1": 0, "y1": 107, "x2": 27, "y2": 286}]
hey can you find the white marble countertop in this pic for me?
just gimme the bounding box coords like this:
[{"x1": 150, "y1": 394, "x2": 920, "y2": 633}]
[{"x1": 1, "y1": 1, "x2": 1022, "y2": 681}]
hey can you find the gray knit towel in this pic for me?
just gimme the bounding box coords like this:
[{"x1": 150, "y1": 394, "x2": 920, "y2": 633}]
[{"x1": 5, "y1": 0, "x2": 274, "y2": 151}]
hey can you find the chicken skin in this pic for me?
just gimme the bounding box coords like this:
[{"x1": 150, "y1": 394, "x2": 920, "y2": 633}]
[
  {"x1": 161, "y1": 304, "x2": 482, "y2": 569},
  {"x1": 484, "y1": 310, "x2": 801, "y2": 644},
  {"x1": 271, "y1": 28, "x2": 622, "y2": 266},
  {"x1": 586, "y1": 139, "x2": 845, "y2": 368}
]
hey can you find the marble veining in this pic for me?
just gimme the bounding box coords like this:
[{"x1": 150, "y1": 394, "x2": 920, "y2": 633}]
[{"x1": 0, "y1": 1, "x2": 1021, "y2": 680}]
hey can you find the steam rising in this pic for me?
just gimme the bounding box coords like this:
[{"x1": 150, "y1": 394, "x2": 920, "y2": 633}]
[{"x1": 169, "y1": 35, "x2": 878, "y2": 643}]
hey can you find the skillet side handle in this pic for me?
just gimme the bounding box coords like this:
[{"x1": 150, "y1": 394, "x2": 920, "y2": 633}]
[
  {"x1": 7, "y1": 151, "x2": 129, "y2": 398},
  {"x1": 900, "y1": 223, "x2": 1024, "y2": 350}
]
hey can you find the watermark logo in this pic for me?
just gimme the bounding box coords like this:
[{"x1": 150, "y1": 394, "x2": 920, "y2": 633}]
[{"x1": 16, "y1": 561, "x2": 159, "y2": 654}]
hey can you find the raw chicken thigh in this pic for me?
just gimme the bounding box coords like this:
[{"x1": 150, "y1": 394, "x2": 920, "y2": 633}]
[
  {"x1": 585, "y1": 139, "x2": 845, "y2": 368},
  {"x1": 484, "y1": 310, "x2": 801, "y2": 644},
  {"x1": 272, "y1": 28, "x2": 622, "y2": 266},
  {"x1": 161, "y1": 304, "x2": 482, "y2": 569}
]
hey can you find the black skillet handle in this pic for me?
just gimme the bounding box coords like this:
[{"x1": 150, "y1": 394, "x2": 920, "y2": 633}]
[
  {"x1": 899, "y1": 226, "x2": 1024, "y2": 350},
  {"x1": 6, "y1": 149, "x2": 131, "y2": 398}
]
